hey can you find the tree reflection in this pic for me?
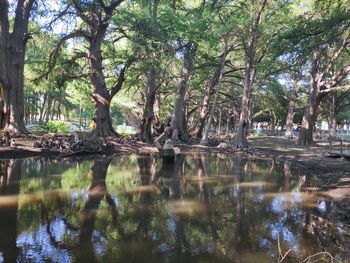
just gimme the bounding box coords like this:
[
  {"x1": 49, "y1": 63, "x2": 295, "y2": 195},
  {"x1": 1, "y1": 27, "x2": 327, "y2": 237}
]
[
  {"x1": 0, "y1": 159, "x2": 21, "y2": 262},
  {"x1": 77, "y1": 158, "x2": 117, "y2": 262},
  {"x1": 194, "y1": 156, "x2": 218, "y2": 240},
  {"x1": 0, "y1": 155, "x2": 348, "y2": 262},
  {"x1": 137, "y1": 156, "x2": 155, "y2": 239},
  {"x1": 234, "y1": 159, "x2": 250, "y2": 252}
]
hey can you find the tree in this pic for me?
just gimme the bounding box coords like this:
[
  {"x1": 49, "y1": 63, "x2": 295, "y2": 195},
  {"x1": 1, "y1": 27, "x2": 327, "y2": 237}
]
[
  {"x1": 50, "y1": 0, "x2": 133, "y2": 137},
  {"x1": 233, "y1": 0, "x2": 269, "y2": 148},
  {"x1": 170, "y1": 42, "x2": 197, "y2": 141},
  {"x1": 0, "y1": 0, "x2": 35, "y2": 135},
  {"x1": 277, "y1": 4, "x2": 350, "y2": 144}
]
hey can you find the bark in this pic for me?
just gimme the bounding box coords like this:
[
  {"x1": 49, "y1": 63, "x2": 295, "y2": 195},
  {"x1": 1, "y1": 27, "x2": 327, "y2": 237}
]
[
  {"x1": 329, "y1": 92, "x2": 337, "y2": 138},
  {"x1": 192, "y1": 55, "x2": 224, "y2": 139},
  {"x1": 0, "y1": 0, "x2": 34, "y2": 135},
  {"x1": 315, "y1": 104, "x2": 323, "y2": 139},
  {"x1": 139, "y1": 64, "x2": 157, "y2": 141},
  {"x1": 298, "y1": 81, "x2": 321, "y2": 145},
  {"x1": 285, "y1": 86, "x2": 297, "y2": 137},
  {"x1": 216, "y1": 109, "x2": 222, "y2": 135},
  {"x1": 89, "y1": 24, "x2": 117, "y2": 137},
  {"x1": 45, "y1": 96, "x2": 52, "y2": 123},
  {"x1": 153, "y1": 93, "x2": 160, "y2": 126},
  {"x1": 235, "y1": 52, "x2": 255, "y2": 148},
  {"x1": 171, "y1": 44, "x2": 196, "y2": 141}
]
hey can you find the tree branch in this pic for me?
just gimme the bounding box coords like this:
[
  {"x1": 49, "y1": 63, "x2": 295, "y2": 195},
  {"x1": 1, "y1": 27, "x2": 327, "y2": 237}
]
[
  {"x1": 37, "y1": 31, "x2": 90, "y2": 81},
  {"x1": 71, "y1": 0, "x2": 93, "y2": 26},
  {"x1": 109, "y1": 57, "x2": 135, "y2": 97},
  {"x1": 319, "y1": 33, "x2": 350, "y2": 81}
]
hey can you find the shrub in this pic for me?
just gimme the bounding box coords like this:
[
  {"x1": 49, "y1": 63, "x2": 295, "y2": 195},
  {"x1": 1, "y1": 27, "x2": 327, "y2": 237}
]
[{"x1": 47, "y1": 121, "x2": 69, "y2": 133}]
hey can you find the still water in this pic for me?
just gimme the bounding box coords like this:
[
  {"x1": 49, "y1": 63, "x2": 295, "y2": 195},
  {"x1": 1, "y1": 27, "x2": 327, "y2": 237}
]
[{"x1": 0, "y1": 154, "x2": 348, "y2": 263}]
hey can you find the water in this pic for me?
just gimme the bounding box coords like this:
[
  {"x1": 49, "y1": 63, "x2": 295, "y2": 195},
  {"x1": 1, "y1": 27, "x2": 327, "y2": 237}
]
[{"x1": 0, "y1": 154, "x2": 348, "y2": 263}]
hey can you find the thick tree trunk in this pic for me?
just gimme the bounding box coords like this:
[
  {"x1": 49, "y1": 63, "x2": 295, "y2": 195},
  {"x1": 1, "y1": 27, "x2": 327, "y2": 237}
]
[
  {"x1": 0, "y1": 0, "x2": 33, "y2": 135},
  {"x1": 91, "y1": 93, "x2": 115, "y2": 137},
  {"x1": 89, "y1": 38, "x2": 117, "y2": 137},
  {"x1": 285, "y1": 87, "x2": 297, "y2": 137},
  {"x1": 297, "y1": 59, "x2": 328, "y2": 145},
  {"x1": 171, "y1": 44, "x2": 196, "y2": 141},
  {"x1": 140, "y1": 65, "x2": 156, "y2": 142}
]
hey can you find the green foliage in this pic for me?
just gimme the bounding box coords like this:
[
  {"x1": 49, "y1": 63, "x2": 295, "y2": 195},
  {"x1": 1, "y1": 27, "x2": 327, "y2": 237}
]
[{"x1": 47, "y1": 120, "x2": 69, "y2": 133}]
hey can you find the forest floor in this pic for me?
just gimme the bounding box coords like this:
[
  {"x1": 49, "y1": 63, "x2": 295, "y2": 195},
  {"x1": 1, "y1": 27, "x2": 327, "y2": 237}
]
[{"x1": 0, "y1": 133, "x2": 349, "y2": 203}]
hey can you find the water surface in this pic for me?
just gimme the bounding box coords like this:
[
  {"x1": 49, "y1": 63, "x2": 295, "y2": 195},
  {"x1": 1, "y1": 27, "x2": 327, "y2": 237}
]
[{"x1": 0, "y1": 154, "x2": 348, "y2": 262}]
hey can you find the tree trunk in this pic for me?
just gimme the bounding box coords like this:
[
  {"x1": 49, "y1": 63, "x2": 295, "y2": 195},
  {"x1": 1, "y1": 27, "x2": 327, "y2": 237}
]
[
  {"x1": 297, "y1": 53, "x2": 329, "y2": 145},
  {"x1": 192, "y1": 56, "x2": 223, "y2": 139},
  {"x1": 233, "y1": 0, "x2": 267, "y2": 148},
  {"x1": 91, "y1": 93, "x2": 115, "y2": 137},
  {"x1": 315, "y1": 104, "x2": 323, "y2": 139},
  {"x1": 298, "y1": 83, "x2": 319, "y2": 145},
  {"x1": 216, "y1": 109, "x2": 222, "y2": 136},
  {"x1": 329, "y1": 92, "x2": 337, "y2": 138},
  {"x1": 154, "y1": 93, "x2": 160, "y2": 126},
  {"x1": 140, "y1": 64, "x2": 157, "y2": 142},
  {"x1": 45, "y1": 96, "x2": 52, "y2": 123},
  {"x1": 235, "y1": 56, "x2": 255, "y2": 148},
  {"x1": 201, "y1": 40, "x2": 227, "y2": 144},
  {"x1": 285, "y1": 87, "x2": 297, "y2": 137},
  {"x1": 171, "y1": 44, "x2": 196, "y2": 141},
  {"x1": 0, "y1": 0, "x2": 33, "y2": 135},
  {"x1": 89, "y1": 37, "x2": 117, "y2": 137}
]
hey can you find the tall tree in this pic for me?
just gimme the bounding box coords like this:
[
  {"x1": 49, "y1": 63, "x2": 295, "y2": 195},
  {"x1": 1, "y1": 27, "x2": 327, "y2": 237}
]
[
  {"x1": 234, "y1": 0, "x2": 268, "y2": 148},
  {"x1": 0, "y1": 0, "x2": 35, "y2": 135},
  {"x1": 171, "y1": 42, "x2": 197, "y2": 141},
  {"x1": 50, "y1": 0, "x2": 133, "y2": 137},
  {"x1": 277, "y1": 3, "x2": 350, "y2": 144},
  {"x1": 298, "y1": 34, "x2": 350, "y2": 144}
]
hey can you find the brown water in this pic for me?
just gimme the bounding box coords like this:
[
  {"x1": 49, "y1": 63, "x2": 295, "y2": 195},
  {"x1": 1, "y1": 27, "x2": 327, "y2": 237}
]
[{"x1": 0, "y1": 154, "x2": 349, "y2": 263}]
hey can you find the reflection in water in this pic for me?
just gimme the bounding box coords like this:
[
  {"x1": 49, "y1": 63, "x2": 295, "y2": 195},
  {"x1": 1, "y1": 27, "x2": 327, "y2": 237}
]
[
  {"x1": 78, "y1": 159, "x2": 117, "y2": 262},
  {"x1": 0, "y1": 160, "x2": 21, "y2": 262},
  {"x1": 0, "y1": 155, "x2": 348, "y2": 262}
]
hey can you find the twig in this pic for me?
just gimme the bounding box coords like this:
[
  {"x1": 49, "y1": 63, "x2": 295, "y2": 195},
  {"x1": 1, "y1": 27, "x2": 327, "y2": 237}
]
[{"x1": 278, "y1": 235, "x2": 292, "y2": 263}]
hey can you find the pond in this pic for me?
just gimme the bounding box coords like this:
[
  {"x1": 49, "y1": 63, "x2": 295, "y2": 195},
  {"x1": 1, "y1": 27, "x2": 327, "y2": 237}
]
[{"x1": 0, "y1": 154, "x2": 348, "y2": 263}]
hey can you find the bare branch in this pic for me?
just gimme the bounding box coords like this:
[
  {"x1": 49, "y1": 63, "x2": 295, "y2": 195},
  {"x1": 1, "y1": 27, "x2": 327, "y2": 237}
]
[
  {"x1": 109, "y1": 56, "x2": 135, "y2": 97},
  {"x1": 319, "y1": 33, "x2": 350, "y2": 81},
  {"x1": 319, "y1": 85, "x2": 350, "y2": 94}
]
